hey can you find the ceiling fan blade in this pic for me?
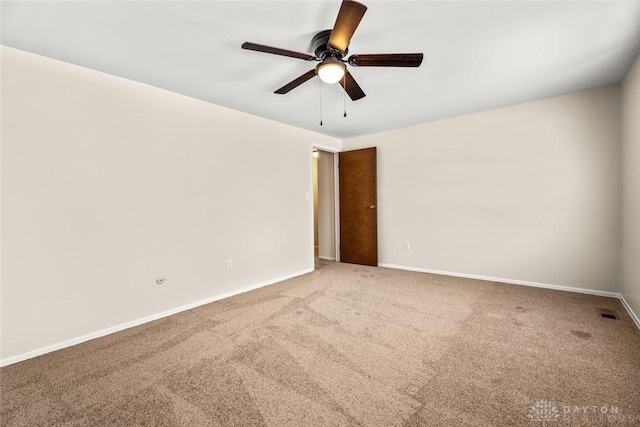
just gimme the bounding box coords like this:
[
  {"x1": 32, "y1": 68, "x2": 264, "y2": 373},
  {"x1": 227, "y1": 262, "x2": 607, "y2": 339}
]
[
  {"x1": 348, "y1": 53, "x2": 424, "y2": 67},
  {"x1": 328, "y1": 0, "x2": 368, "y2": 53},
  {"x1": 275, "y1": 69, "x2": 317, "y2": 94},
  {"x1": 339, "y1": 71, "x2": 366, "y2": 101},
  {"x1": 242, "y1": 42, "x2": 317, "y2": 61}
]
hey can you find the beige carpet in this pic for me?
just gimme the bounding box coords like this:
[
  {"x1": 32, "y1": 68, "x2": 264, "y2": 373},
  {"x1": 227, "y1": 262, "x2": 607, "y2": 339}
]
[{"x1": 1, "y1": 260, "x2": 639, "y2": 426}]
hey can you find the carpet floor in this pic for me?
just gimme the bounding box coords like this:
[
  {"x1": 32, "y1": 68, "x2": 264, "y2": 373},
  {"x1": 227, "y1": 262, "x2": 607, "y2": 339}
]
[{"x1": 1, "y1": 260, "x2": 639, "y2": 426}]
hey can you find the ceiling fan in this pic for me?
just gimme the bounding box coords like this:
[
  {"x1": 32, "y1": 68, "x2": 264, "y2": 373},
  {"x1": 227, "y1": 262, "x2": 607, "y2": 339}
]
[{"x1": 241, "y1": 0, "x2": 423, "y2": 101}]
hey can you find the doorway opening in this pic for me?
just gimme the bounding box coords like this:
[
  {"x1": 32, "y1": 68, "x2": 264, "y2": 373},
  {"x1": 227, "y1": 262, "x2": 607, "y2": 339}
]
[{"x1": 313, "y1": 148, "x2": 338, "y2": 262}]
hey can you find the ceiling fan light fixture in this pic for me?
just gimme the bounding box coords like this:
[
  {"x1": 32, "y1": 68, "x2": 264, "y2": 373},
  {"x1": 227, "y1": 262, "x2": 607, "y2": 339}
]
[{"x1": 316, "y1": 59, "x2": 346, "y2": 84}]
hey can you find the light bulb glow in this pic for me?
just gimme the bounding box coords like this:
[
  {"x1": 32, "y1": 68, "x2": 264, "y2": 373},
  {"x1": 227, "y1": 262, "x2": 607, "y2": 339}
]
[{"x1": 317, "y1": 60, "x2": 346, "y2": 84}]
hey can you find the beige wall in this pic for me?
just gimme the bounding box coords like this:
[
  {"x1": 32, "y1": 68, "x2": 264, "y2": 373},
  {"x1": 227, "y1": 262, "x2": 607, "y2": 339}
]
[
  {"x1": 317, "y1": 151, "x2": 335, "y2": 260},
  {"x1": 2, "y1": 45, "x2": 637, "y2": 363},
  {"x1": 343, "y1": 86, "x2": 622, "y2": 292},
  {"x1": 0, "y1": 47, "x2": 340, "y2": 362},
  {"x1": 622, "y1": 54, "x2": 640, "y2": 319}
]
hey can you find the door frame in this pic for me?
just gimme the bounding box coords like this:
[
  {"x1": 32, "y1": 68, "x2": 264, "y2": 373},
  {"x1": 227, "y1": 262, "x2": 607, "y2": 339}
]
[{"x1": 312, "y1": 144, "x2": 341, "y2": 265}]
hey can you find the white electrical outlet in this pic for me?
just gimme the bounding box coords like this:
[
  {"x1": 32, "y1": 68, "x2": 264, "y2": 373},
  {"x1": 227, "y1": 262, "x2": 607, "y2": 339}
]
[
  {"x1": 226, "y1": 260, "x2": 233, "y2": 270},
  {"x1": 404, "y1": 242, "x2": 410, "y2": 251},
  {"x1": 156, "y1": 277, "x2": 165, "y2": 285}
]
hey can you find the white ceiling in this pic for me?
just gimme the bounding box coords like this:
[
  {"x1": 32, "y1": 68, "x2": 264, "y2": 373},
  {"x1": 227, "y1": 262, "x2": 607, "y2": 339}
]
[{"x1": 2, "y1": 1, "x2": 640, "y2": 139}]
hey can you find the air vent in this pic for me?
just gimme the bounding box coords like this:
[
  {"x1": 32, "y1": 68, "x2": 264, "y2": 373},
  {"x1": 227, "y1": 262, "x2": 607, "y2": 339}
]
[{"x1": 597, "y1": 308, "x2": 618, "y2": 320}]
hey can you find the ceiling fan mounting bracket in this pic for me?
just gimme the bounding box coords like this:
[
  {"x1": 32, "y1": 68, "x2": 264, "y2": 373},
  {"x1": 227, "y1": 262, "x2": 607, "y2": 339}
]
[{"x1": 312, "y1": 29, "x2": 348, "y2": 60}]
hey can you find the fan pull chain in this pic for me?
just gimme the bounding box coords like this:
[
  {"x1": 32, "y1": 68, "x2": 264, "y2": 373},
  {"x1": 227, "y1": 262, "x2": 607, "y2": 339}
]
[
  {"x1": 343, "y1": 73, "x2": 347, "y2": 118},
  {"x1": 319, "y1": 79, "x2": 323, "y2": 126}
]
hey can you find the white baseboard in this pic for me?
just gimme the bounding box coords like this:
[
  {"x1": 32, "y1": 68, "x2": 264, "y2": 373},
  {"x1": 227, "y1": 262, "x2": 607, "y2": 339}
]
[
  {"x1": 318, "y1": 256, "x2": 336, "y2": 261},
  {"x1": 619, "y1": 294, "x2": 640, "y2": 330},
  {"x1": 379, "y1": 263, "x2": 620, "y2": 297},
  {"x1": 0, "y1": 268, "x2": 314, "y2": 367},
  {"x1": 379, "y1": 263, "x2": 639, "y2": 330}
]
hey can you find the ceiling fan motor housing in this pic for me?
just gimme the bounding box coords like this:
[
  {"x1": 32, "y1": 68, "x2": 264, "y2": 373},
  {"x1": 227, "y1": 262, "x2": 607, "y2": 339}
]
[{"x1": 312, "y1": 29, "x2": 348, "y2": 60}]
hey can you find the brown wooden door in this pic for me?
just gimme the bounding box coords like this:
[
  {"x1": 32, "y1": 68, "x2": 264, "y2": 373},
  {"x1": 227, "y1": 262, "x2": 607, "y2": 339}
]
[{"x1": 339, "y1": 147, "x2": 378, "y2": 266}]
